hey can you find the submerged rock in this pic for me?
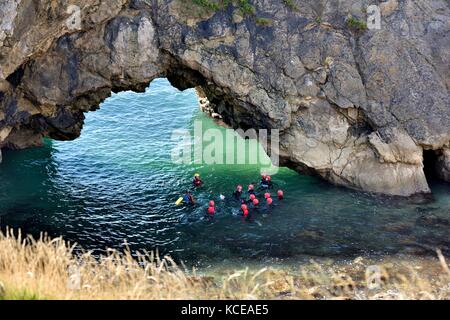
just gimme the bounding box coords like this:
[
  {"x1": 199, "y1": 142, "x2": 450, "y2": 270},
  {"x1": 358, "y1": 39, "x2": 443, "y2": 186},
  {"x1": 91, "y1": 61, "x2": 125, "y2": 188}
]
[
  {"x1": 382, "y1": 222, "x2": 414, "y2": 235},
  {"x1": 416, "y1": 214, "x2": 450, "y2": 228},
  {"x1": 296, "y1": 229, "x2": 325, "y2": 242},
  {"x1": 0, "y1": 0, "x2": 449, "y2": 196}
]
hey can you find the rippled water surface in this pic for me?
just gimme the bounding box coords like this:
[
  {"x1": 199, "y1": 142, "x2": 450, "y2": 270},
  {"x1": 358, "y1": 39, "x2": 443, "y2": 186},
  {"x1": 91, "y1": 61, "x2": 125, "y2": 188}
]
[{"x1": 1, "y1": 79, "x2": 449, "y2": 266}]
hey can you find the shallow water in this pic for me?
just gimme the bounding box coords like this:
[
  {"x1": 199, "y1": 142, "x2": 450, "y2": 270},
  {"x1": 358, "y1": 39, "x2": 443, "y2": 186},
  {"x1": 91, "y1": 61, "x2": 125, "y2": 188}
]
[{"x1": 1, "y1": 79, "x2": 449, "y2": 267}]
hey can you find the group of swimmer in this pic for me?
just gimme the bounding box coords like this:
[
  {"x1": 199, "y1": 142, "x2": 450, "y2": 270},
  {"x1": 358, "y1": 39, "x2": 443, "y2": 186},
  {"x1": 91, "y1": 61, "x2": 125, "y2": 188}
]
[{"x1": 178, "y1": 173, "x2": 284, "y2": 221}]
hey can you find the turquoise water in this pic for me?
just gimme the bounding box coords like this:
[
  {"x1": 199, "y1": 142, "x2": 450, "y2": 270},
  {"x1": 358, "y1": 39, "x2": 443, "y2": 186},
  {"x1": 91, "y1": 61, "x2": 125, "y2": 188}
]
[{"x1": 1, "y1": 79, "x2": 449, "y2": 266}]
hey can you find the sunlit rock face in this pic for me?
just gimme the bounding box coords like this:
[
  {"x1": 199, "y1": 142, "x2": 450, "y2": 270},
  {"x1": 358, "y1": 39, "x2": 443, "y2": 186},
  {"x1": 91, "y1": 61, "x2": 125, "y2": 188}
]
[{"x1": 0, "y1": 0, "x2": 449, "y2": 196}]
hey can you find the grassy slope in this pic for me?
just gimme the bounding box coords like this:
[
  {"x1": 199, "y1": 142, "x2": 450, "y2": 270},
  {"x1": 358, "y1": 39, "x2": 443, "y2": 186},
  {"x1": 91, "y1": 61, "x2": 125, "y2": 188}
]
[{"x1": 0, "y1": 229, "x2": 449, "y2": 300}]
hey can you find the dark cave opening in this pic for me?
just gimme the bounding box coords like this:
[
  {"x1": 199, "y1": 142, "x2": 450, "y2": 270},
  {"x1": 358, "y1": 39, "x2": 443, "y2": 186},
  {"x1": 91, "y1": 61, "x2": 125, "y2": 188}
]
[
  {"x1": 423, "y1": 149, "x2": 440, "y2": 184},
  {"x1": 5, "y1": 65, "x2": 25, "y2": 88}
]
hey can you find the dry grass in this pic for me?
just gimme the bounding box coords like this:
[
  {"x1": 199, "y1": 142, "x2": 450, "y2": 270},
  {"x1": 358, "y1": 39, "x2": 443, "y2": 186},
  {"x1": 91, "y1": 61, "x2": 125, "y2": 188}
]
[{"x1": 0, "y1": 228, "x2": 449, "y2": 300}]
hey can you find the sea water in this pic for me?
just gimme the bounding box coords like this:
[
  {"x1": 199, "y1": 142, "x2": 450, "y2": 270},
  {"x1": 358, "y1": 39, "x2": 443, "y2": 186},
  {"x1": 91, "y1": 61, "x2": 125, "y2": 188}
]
[{"x1": 1, "y1": 79, "x2": 449, "y2": 267}]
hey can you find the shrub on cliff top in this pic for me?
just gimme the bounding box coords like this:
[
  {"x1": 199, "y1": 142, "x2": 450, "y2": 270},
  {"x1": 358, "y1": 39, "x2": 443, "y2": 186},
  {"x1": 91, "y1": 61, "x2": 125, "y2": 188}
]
[
  {"x1": 189, "y1": 0, "x2": 256, "y2": 16},
  {"x1": 255, "y1": 17, "x2": 273, "y2": 26},
  {"x1": 192, "y1": 0, "x2": 222, "y2": 11},
  {"x1": 346, "y1": 16, "x2": 368, "y2": 31},
  {"x1": 283, "y1": 0, "x2": 299, "y2": 11}
]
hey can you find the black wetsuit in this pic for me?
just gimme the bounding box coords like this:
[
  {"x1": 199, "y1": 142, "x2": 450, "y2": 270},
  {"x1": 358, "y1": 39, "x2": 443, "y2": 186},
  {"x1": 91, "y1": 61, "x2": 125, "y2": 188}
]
[
  {"x1": 205, "y1": 210, "x2": 215, "y2": 221},
  {"x1": 260, "y1": 179, "x2": 273, "y2": 189},
  {"x1": 250, "y1": 201, "x2": 260, "y2": 212},
  {"x1": 233, "y1": 190, "x2": 243, "y2": 200}
]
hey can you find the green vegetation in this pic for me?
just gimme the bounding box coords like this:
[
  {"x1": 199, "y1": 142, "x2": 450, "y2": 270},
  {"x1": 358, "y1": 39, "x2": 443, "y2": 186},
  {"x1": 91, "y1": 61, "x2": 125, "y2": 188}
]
[
  {"x1": 191, "y1": 0, "x2": 279, "y2": 27},
  {"x1": 283, "y1": 0, "x2": 299, "y2": 12},
  {"x1": 190, "y1": 0, "x2": 254, "y2": 16},
  {"x1": 346, "y1": 16, "x2": 368, "y2": 31},
  {"x1": 255, "y1": 17, "x2": 273, "y2": 26},
  {"x1": 0, "y1": 287, "x2": 44, "y2": 300},
  {"x1": 191, "y1": 0, "x2": 223, "y2": 11},
  {"x1": 238, "y1": 0, "x2": 255, "y2": 15},
  {"x1": 190, "y1": 0, "x2": 298, "y2": 14}
]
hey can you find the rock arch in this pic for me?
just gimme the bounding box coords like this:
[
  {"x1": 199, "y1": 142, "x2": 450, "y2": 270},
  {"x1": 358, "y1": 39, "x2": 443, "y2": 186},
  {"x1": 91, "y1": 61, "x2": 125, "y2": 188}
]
[{"x1": 0, "y1": 0, "x2": 449, "y2": 196}]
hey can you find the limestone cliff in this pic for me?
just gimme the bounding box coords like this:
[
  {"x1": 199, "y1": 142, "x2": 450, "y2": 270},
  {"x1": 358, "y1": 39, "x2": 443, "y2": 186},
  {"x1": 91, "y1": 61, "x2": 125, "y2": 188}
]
[{"x1": 0, "y1": 0, "x2": 449, "y2": 196}]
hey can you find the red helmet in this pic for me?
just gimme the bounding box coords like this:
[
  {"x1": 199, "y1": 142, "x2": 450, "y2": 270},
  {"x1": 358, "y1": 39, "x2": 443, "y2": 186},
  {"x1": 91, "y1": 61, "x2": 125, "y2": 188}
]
[
  {"x1": 261, "y1": 174, "x2": 267, "y2": 179},
  {"x1": 267, "y1": 176, "x2": 271, "y2": 181},
  {"x1": 264, "y1": 192, "x2": 271, "y2": 199},
  {"x1": 253, "y1": 199, "x2": 259, "y2": 206},
  {"x1": 241, "y1": 204, "x2": 248, "y2": 211},
  {"x1": 209, "y1": 200, "x2": 215, "y2": 207},
  {"x1": 237, "y1": 185, "x2": 243, "y2": 191},
  {"x1": 208, "y1": 207, "x2": 215, "y2": 215},
  {"x1": 250, "y1": 194, "x2": 256, "y2": 201},
  {"x1": 277, "y1": 190, "x2": 284, "y2": 197},
  {"x1": 267, "y1": 198, "x2": 273, "y2": 205},
  {"x1": 243, "y1": 209, "x2": 249, "y2": 217},
  {"x1": 248, "y1": 184, "x2": 254, "y2": 190}
]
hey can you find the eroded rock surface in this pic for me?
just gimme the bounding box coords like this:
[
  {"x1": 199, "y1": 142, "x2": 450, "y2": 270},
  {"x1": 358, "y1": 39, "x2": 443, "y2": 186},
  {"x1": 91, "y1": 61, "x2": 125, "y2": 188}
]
[
  {"x1": 437, "y1": 148, "x2": 450, "y2": 182},
  {"x1": 0, "y1": 0, "x2": 449, "y2": 196}
]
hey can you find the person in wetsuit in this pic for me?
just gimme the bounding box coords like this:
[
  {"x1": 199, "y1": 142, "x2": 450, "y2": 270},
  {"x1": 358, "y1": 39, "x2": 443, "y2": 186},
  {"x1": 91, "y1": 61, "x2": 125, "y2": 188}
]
[
  {"x1": 206, "y1": 200, "x2": 215, "y2": 221},
  {"x1": 277, "y1": 190, "x2": 284, "y2": 200},
  {"x1": 247, "y1": 184, "x2": 256, "y2": 196},
  {"x1": 250, "y1": 198, "x2": 261, "y2": 217},
  {"x1": 260, "y1": 175, "x2": 273, "y2": 189},
  {"x1": 192, "y1": 173, "x2": 203, "y2": 188},
  {"x1": 183, "y1": 190, "x2": 195, "y2": 205},
  {"x1": 248, "y1": 194, "x2": 256, "y2": 205},
  {"x1": 266, "y1": 197, "x2": 273, "y2": 211},
  {"x1": 233, "y1": 185, "x2": 243, "y2": 200}
]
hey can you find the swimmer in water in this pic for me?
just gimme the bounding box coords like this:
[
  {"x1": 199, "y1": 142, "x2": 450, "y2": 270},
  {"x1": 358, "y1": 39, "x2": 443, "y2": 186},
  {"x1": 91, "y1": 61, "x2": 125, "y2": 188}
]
[
  {"x1": 277, "y1": 190, "x2": 284, "y2": 200},
  {"x1": 260, "y1": 174, "x2": 269, "y2": 189},
  {"x1": 241, "y1": 204, "x2": 248, "y2": 216},
  {"x1": 206, "y1": 200, "x2": 216, "y2": 221},
  {"x1": 183, "y1": 190, "x2": 195, "y2": 205},
  {"x1": 247, "y1": 184, "x2": 255, "y2": 196},
  {"x1": 260, "y1": 175, "x2": 274, "y2": 189},
  {"x1": 192, "y1": 173, "x2": 203, "y2": 188},
  {"x1": 248, "y1": 193, "x2": 256, "y2": 204},
  {"x1": 233, "y1": 185, "x2": 243, "y2": 200}
]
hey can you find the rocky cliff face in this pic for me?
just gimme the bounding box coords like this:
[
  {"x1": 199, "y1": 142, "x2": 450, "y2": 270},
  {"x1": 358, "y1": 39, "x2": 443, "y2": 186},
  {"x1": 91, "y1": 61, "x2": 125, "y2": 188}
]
[{"x1": 0, "y1": 0, "x2": 449, "y2": 196}]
